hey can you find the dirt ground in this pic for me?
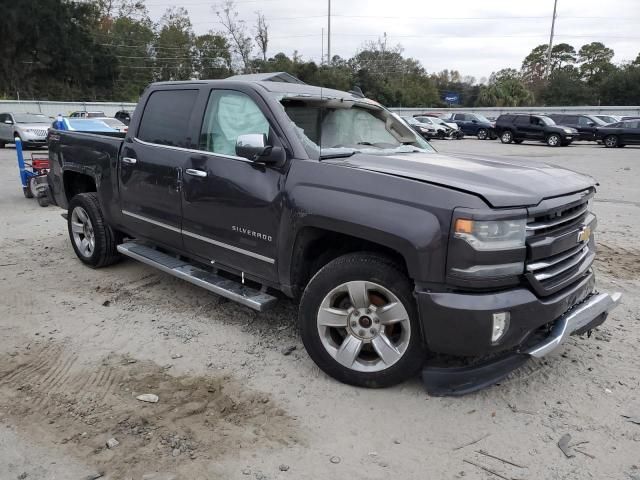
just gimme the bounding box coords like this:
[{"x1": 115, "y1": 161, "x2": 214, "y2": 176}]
[{"x1": 1, "y1": 140, "x2": 639, "y2": 480}]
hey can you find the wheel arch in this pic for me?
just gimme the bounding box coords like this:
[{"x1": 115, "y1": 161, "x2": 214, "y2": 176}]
[
  {"x1": 63, "y1": 170, "x2": 97, "y2": 204},
  {"x1": 287, "y1": 224, "x2": 419, "y2": 299}
]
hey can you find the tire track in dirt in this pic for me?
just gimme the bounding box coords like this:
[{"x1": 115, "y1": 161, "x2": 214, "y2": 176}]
[
  {"x1": 0, "y1": 343, "x2": 300, "y2": 478},
  {"x1": 595, "y1": 242, "x2": 640, "y2": 280}
]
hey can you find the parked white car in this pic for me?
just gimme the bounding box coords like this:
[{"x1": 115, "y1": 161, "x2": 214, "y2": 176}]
[{"x1": 0, "y1": 112, "x2": 51, "y2": 148}]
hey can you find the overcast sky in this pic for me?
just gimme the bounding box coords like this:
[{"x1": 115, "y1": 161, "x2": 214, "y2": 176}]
[{"x1": 144, "y1": 0, "x2": 640, "y2": 81}]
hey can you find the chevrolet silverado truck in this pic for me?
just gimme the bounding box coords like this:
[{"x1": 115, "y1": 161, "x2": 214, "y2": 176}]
[{"x1": 46, "y1": 77, "x2": 621, "y2": 395}]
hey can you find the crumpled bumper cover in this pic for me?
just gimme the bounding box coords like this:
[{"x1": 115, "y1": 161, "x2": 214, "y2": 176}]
[{"x1": 422, "y1": 291, "x2": 622, "y2": 396}]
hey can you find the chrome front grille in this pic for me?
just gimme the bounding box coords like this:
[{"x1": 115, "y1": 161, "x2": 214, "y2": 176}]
[
  {"x1": 527, "y1": 243, "x2": 589, "y2": 281},
  {"x1": 526, "y1": 201, "x2": 588, "y2": 235},
  {"x1": 525, "y1": 194, "x2": 595, "y2": 296}
]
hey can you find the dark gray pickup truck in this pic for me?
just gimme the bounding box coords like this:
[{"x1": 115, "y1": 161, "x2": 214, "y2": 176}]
[{"x1": 46, "y1": 76, "x2": 621, "y2": 394}]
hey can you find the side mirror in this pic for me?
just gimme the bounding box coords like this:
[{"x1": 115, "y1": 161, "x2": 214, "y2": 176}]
[
  {"x1": 236, "y1": 133, "x2": 273, "y2": 162},
  {"x1": 471, "y1": 119, "x2": 478, "y2": 124},
  {"x1": 588, "y1": 122, "x2": 595, "y2": 127}
]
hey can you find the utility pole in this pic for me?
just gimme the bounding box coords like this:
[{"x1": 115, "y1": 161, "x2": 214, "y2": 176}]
[
  {"x1": 327, "y1": 0, "x2": 331, "y2": 65},
  {"x1": 545, "y1": 0, "x2": 558, "y2": 78}
]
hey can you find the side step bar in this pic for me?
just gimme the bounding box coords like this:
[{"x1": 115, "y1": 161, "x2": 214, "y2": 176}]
[{"x1": 117, "y1": 242, "x2": 277, "y2": 312}]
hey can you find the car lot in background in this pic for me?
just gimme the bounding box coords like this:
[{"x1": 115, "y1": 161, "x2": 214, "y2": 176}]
[
  {"x1": 442, "y1": 112, "x2": 496, "y2": 139},
  {"x1": 594, "y1": 114, "x2": 621, "y2": 124},
  {"x1": 69, "y1": 111, "x2": 106, "y2": 118},
  {"x1": 115, "y1": 109, "x2": 133, "y2": 125},
  {"x1": 414, "y1": 115, "x2": 464, "y2": 139},
  {"x1": 548, "y1": 113, "x2": 607, "y2": 141},
  {"x1": 94, "y1": 117, "x2": 128, "y2": 132},
  {"x1": 402, "y1": 115, "x2": 440, "y2": 139},
  {"x1": 597, "y1": 119, "x2": 640, "y2": 147},
  {"x1": 0, "y1": 112, "x2": 51, "y2": 149},
  {"x1": 495, "y1": 113, "x2": 577, "y2": 147}
]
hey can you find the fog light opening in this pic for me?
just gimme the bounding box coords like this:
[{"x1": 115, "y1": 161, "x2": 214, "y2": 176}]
[{"x1": 491, "y1": 312, "x2": 510, "y2": 344}]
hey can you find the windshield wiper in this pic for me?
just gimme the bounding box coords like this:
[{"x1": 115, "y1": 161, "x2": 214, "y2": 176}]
[{"x1": 319, "y1": 151, "x2": 356, "y2": 160}]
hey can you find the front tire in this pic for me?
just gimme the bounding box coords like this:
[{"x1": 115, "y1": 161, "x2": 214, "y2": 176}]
[
  {"x1": 604, "y1": 135, "x2": 619, "y2": 148},
  {"x1": 546, "y1": 133, "x2": 561, "y2": 147},
  {"x1": 477, "y1": 128, "x2": 488, "y2": 140},
  {"x1": 500, "y1": 131, "x2": 513, "y2": 144},
  {"x1": 68, "y1": 193, "x2": 120, "y2": 268},
  {"x1": 299, "y1": 253, "x2": 425, "y2": 388}
]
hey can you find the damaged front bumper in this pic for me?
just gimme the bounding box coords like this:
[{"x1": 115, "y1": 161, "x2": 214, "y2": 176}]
[{"x1": 422, "y1": 291, "x2": 622, "y2": 396}]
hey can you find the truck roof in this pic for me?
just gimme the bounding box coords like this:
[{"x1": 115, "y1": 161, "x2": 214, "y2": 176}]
[{"x1": 149, "y1": 78, "x2": 359, "y2": 101}]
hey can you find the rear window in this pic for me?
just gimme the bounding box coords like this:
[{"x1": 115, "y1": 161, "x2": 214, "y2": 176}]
[
  {"x1": 138, "y1": 89, "x2": 198, "y2": 147},
  {"x1": 497, "y1": 114, "x2": 514, "y2": 123},
  {"x1": 514, "y1": 116, "x2": 529, "y2": 126}
]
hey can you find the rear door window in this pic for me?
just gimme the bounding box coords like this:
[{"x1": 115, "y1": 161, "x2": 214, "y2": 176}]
[
  {"x1": 138, "y1": 89, "x2": 198, "y2": 147},
  {"x1": 514, "y1": 116, "x2": 529, "y2": 126}
]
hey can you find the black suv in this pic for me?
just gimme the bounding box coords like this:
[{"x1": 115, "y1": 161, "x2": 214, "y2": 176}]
[
  {"x1": 548, "y1": 114, "x2": 607, "y2": 141},
  {"x1": 495, "y1": 114, "x2": 577, "y2": 147}
]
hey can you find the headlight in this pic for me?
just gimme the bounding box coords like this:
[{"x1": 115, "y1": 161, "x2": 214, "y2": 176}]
[
  {"x1": 420, "y1": 126, "x2": 434, "y2": 132},
  {"x1": 454, "y1": 218, "x2": 526, "y2": 251},
  {"x1": 564, "y1": 128, "x2": 573, "y2": 134}
]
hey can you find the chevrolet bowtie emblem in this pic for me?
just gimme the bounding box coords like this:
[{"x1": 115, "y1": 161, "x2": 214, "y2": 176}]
[{"x1": 577, "y1": 225, "x2": 591, "y2": 243}]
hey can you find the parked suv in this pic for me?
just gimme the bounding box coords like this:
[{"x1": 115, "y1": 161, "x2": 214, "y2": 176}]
[
  {"x1": 495, "y1": 114, "x2": 577, "y2": 147},
  {"x1": 548, "y1": 114, "x2": 607, "y2": 141},
  {"x1": 0, "y1": 112, "x2": 50, "y2": 148},
  {"x1": 444, "y1": 112, "x2": 495, "y2": 140}
]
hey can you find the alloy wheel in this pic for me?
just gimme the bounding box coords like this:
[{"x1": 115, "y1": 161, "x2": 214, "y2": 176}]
[
  {"x1": 316, "y1": 281, "x2": 411, "y2": 373},
  {"x1": 70, "y1": 206, "x2": 95, "y2": 258}
]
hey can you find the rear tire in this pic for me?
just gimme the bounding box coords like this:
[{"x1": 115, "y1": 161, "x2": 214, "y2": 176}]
[
  {"x1": 68, "y1": 192, "x2": 120, "y2": 268},
  {"x1": 299, "y1": 253, "x2": 425, "y2": 388},
  {"x1": 603, "y1": 135, "x2": 619, "y2": 148},
  {"x1": 500, "y1": 131, "x2": 513, "y2": 144}
]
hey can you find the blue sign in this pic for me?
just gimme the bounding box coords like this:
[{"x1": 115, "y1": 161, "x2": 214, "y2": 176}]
[{"x1": 443, "y1": 92, "x2": 460, "y2": 104}]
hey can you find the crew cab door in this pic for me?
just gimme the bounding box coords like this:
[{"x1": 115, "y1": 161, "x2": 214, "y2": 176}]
[
  {"x1": 119, "y1": 88, "x2": 199, "y2": 249},
  {"x1": 180, "y1": 87, "x2": 284, "y2": 282}
]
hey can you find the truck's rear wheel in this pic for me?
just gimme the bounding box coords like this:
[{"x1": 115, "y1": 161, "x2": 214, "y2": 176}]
[
  {"x1": 68, "y1": 193, "x2": 120, "y2": 268},
  {"x1": 500, "y1": 131, "x2": 513, "y2": 143},
  {"x1": 299, "y1": 253, "x2": 425, "y2": 388}
]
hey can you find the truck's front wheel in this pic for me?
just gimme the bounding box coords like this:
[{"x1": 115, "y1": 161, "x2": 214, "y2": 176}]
[
  {"x1": 299, "y1": 253, "x2": 425, "y2": 388},
  {"x1": 68, "y1": 193, "x2": 120, "y2": 268}
]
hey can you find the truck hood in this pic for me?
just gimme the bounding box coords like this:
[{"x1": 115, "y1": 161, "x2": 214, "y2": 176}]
[{"x1": 326, "y1": 151, "x2": 595, "y2": 208}]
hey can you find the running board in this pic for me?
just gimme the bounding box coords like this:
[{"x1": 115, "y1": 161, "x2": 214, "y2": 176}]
[{"x1": 116, "y1": 242, "x2": 277, "y2": 311}]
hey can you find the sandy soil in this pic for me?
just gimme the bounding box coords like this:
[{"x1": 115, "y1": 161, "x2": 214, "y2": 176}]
[{"x1": 1, "y1": 141, "x2": 639, "y2": 480}]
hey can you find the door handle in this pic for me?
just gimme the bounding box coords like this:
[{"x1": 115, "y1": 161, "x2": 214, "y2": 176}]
[
  {"x1": 185, "y1": 168, "x2": 207, "y2": 178},
  {"x1": 122, "y1": 157, "x2": 137, "y2": 164}
]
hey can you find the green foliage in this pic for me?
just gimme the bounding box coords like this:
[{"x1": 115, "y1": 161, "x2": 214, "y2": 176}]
[
  {"x1": 542, "y1": 67, "x2": 594, "y2": 105},
  {"x1": 476, "y1": 69, "x2": 534, "y2": 107}
]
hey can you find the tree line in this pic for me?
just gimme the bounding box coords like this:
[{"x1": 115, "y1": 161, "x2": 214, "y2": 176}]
[{"x1": 1, "y1": 0, "x2": 638, "y2": 106}]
